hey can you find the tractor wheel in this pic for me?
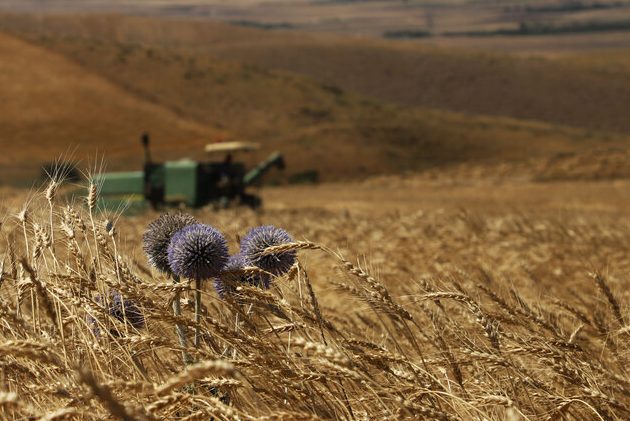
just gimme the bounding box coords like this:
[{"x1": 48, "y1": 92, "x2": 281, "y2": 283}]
[{"x1": 241, "y1": 194, "x2": 262, "y2": 210}]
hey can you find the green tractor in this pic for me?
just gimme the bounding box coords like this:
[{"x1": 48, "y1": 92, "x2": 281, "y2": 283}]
[{"x1": 94, "y1": 135, "x2": 285, "y2": 212}]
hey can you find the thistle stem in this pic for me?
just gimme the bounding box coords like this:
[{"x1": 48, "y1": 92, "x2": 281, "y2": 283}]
[
  {"x1": 195, "y1": 279, "x2": 201, "y2": 348},
  {"x1": 172, "y1": 275, "x2": 192, "y2": 365}
]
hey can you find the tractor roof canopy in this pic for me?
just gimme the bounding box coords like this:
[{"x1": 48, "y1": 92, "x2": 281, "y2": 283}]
[{"x1": 205, "y1": 141, "x2": 259, "y2": 154}]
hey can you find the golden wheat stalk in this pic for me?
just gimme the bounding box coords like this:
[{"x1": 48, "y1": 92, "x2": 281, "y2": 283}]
[{"x1": 154, "y1": 360, "x2": 238, "y2": 395}]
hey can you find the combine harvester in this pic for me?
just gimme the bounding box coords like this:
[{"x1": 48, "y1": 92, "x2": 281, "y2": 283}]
[{"x1": 94, "y1": 136, "x2": 285, "y2": 212}]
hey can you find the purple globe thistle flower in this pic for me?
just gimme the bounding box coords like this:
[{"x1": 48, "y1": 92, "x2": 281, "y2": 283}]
[
  {"x1": 240, "y1": 225, "x2": 296, "y2": 276},
  {"x1": 214, "y1": 254, "x2": 245, "y2": 298},
  {"x1": 226, "y1": 253, "x2": 247, "y2": 271},
  {"x1": 215, "y1": 254, "x2": 271, "y2": 298},
  {"x1": 143, "y1": 213, "x2": 197, "y2": 274},
  {"x1": 109, "y1": 291, "x2": 145, "y2": 330},
  {"x1": 168, "y1": 224, "x2": 229, "y2": 280},
  {"x1": 89, "y1": 291, "x2": 145, "y2": 337}
]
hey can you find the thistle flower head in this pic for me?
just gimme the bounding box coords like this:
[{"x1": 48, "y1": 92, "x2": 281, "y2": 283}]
[
  {"x1": 240, "y1": 225, "x2": 296, "y2": 275},
  {"x1": 215, "y1": 253, "x2": 245, "y2": 298},
  {"x1": 109, "y1": 292, "x2": 145, "y2": 330},
  {"x1": 223, "y1": 253, "x2": 247, "y2": 276},
  {"x1": 167, "y1": 223, "x2": 229, "y2": 280},
  {"x1": 215, "y1": 253, "x2": 271, "y2": 298},
  {"x1": 143, "y1": 213, "x2": 197, "y2": 274},
  {"x1": 89, "y1": 291, "x2": 145, "y2": 337}
]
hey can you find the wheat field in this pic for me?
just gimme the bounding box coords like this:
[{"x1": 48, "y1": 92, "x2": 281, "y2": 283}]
[{"x1": 0, "y1": 171, "x2": 629, "y2": 420}]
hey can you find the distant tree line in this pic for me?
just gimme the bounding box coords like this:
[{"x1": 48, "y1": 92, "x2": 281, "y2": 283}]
[
  {"x1": 230, "y1": 20, "x2": 295, "y2": 30},
  {"x1": 383, "y1": 29, "x2": 432, "y2": 39},
  {"x1": 444, "y1": 19, "x2": 630, "y2": 37},
  {"x1": 505, "y1": 1, "x2": 627, "y2": 13}
]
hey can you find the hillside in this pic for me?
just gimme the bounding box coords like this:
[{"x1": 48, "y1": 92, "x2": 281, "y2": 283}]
[
  {"x1": 0, "y1": 31, "x2": 219, "y2": 183},
  {"x1": 2, "y1": 13, "x2": 630, "y2": 184},
  {"x1": 1, "y1": 22, "x2": 628, "y2": 183},
  {"x1": 2, "y1": 13, "x2": 630, "y2": 136},
  {"x1": 212, "y1": 39, "x2": 630, "y2": 135}
]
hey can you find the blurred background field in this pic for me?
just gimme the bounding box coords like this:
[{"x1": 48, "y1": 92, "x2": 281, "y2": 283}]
[
  {"x1": 2, "y1": 1, "x2": 630, "y2": 419},
  {"x1": 2, "y1": 1, "x2": 630, "y2": 182}
]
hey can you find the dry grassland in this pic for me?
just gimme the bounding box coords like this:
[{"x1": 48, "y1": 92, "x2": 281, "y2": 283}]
[
  {"x1": 2, "y1": 17, "x2": 630, "y2": 185},
  {"x1": 0, "y1": 31, "x2": 214, "y2": 181},
  {"x1": 3, "y1": 13, "x2": 630, "y2": 136},
  {"x1": 1, "y1": 172, "x2": 630, "y2": 419}
]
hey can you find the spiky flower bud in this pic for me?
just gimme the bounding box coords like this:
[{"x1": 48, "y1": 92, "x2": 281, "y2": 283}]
[
  {"x1": 109, "y1": 292, "x2": 145, "y2": 330},
  {"x1": 240, "y1": 225, "x2": 296, "y2": 275},
  {"x1": 215, "y1": 254, "x2": 270, "y2": 298},
  {"x1": 143, "y1": 213, "x2": 197, "y2": 274},
  {"x1": 89, "y1": 291, "x2": 145, "y2": 337},
  {"x1": 167, "y1": 224, "x2": 229, "y2": 280}
]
